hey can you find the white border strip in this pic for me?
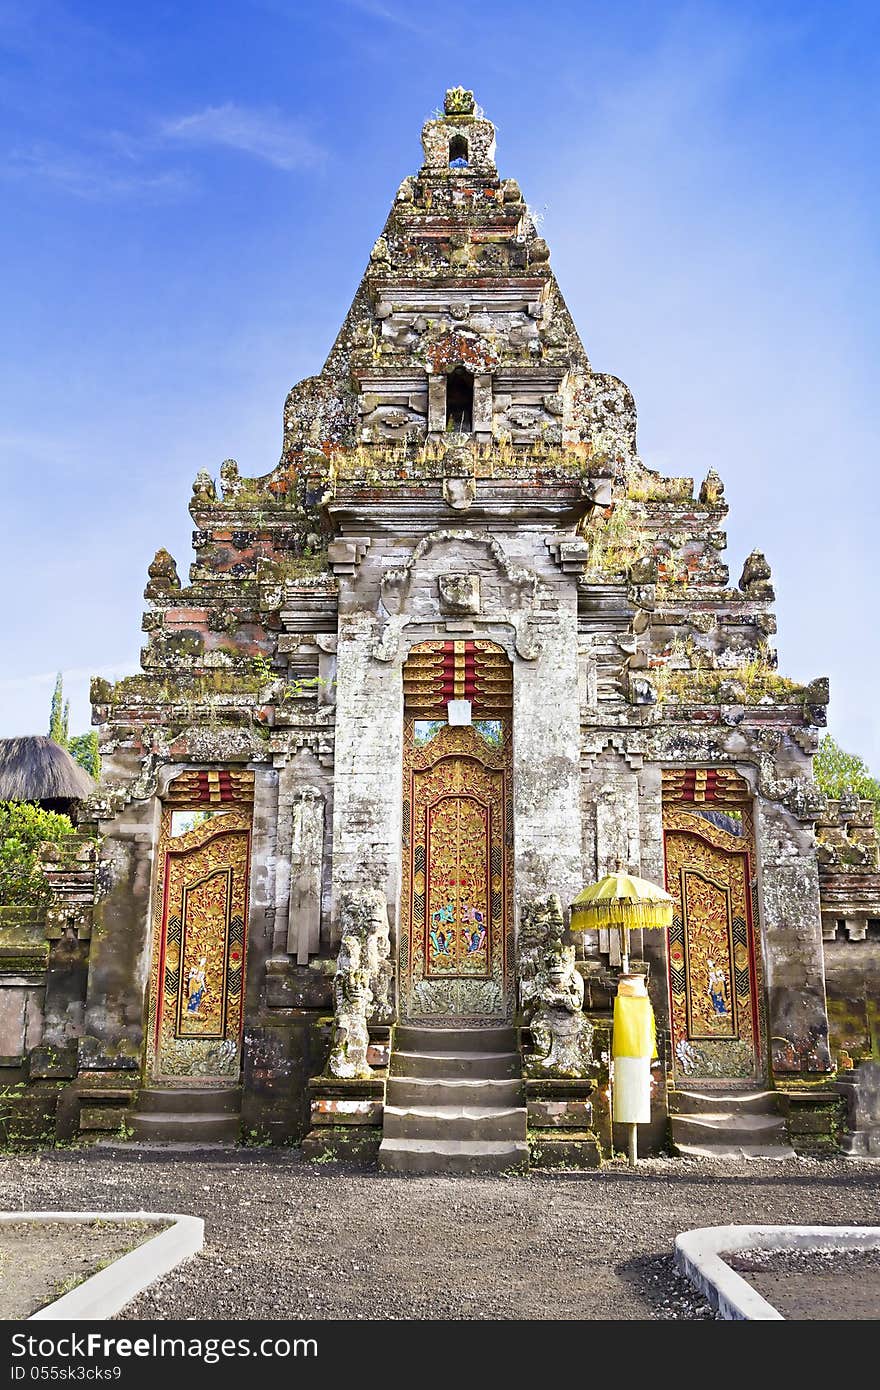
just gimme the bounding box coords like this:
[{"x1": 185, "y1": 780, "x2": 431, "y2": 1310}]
[
  {"x1": 0, "y1": 1211, "x2": 204, "y2": 1321},
  {"x1": 674, "y1": 1224, "x2": 880, "y2": 1320}
]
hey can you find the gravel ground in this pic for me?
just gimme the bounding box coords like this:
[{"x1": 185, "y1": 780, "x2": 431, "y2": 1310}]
[
  {"x1": 0, "y1": 1148, "x2": 878, "y2": 1321},
  {"x1": 0, "y1": 1219, "x2": 156, "y2": 1320},
  {"x1": 728, "y1": 1246, "x2": 880, "y2": 1320}
]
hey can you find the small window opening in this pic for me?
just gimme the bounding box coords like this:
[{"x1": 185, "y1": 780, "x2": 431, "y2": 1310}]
[
  {"x1": 446, "y1": 366, "x2": 473, "y2": 432},
  {"x1": 449, "y1": 134, "x2": 469, "y2": 168}
]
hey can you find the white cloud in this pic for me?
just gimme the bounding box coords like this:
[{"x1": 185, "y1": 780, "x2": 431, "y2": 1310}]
[
  {"x1": 160, "y1": 103, "x2": 323, "y2": 171},
  {"x1": 6, "y1": 143, "x2": 190, "y2": 199}
]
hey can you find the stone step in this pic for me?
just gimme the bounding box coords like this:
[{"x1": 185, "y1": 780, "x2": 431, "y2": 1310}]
[
  {"x1": 674, "y1": 1141, "x2": 796, "y2": 1161},
  {"x1": 382, "y1": 1104, "x2": 527, "y2": 1142},
  {"x1": 134, "y1": 1086, "x2": 242, "y2": 1116},
  {"x1": 128, "y1": 1112, "x2": 240, "y2": 1144},
  {"x1": 386, "y1": 1076, "x2": 523, "y2": 1108},
  {"x1": 378, "y1": 1137, "x2": 529, "y2": 1174},
  {"x1": 390, "y1": 1050, "x2": 521, "y2": 1080},
  {"x1": 394, "y1": 1025, "x2": 517, "y2": 1054},
  {"x1": 668, "y1": 1088, "x2": 779, "y2": 1117},
  {"x1": 670, "y1": 1112, "x2": 789, "y2": 1149}
]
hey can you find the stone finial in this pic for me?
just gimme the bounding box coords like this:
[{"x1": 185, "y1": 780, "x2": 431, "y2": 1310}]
[
  {"x1": 145, "y1": 548, "x2": 180, "y2": 595},
  {"x1": 699, "y1": 468, "x2": 725, "y2": 505},
  {"x1": 738, "y1": 549, "x2": 774, "y2": 601},
  {"x1": 444, "y1": 86, "x2": 475, "y2": 116},
  {"x1": 219, "y1": 459, "x2": 241, "y2": 500},
  {"x1": 192, "y1": 469, "x2": 216, "y2": 504}
]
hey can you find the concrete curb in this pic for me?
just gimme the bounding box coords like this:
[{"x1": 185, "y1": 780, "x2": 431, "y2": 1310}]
[
  {"x1": 674, "y1": 1224, "x2": 880, "y2": 1320},
  {"x1": 0, "y1": 1211, "x2": 204, "y2": 1321}
]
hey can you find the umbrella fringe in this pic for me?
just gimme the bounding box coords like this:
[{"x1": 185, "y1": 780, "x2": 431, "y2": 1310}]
[{"x1": 569, "y1": 901, "x2": 673, "y2": 932}]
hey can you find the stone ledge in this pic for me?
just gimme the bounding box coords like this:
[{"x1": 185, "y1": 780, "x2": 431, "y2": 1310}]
[
  {"x1": 674, "y1": 1224, "x2": 880, "y2": 1321},
  {"x1": 13, "y1": 1212, "x2": 205, "y2": 1322}
]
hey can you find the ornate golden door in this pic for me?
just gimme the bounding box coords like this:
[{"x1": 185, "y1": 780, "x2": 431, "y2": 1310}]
[
  {"x1": 146, "y1": 804, "x2": 251, "y2": 1081},
  {"x1": 664, "y1": 799, "x2": 764, "y2": 1083},
  {"x1": 400, "y1": 640, "x2": 514, "y2": 1021}
]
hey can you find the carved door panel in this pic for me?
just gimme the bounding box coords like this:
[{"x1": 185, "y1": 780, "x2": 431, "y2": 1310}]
[
  {"x1": 400, "y1": 719, "x2": 513, "y2": 1021},
  {"x1": 147, "y1": 808, "x2": 251, "y2": 1081},
  {"x1": 663, "y1": 807, "x2": 764, "y2": 1083}
]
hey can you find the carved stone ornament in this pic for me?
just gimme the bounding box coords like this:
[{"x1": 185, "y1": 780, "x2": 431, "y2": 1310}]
[
  {"x1": 438, "y1": 573, "x2": 480, "y2": 616},
  {"x1": 525, "y1": 940, "x2": 595, "y2": 1079},
  {"x1": 328, "y1": 935, "x2": 373, "y2": 1079},
  {"x1": 443, "y1": 475, "x2": 476, "y2": 511}
]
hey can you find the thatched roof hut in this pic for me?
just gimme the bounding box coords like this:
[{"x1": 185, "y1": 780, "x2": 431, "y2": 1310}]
[{"x1": 0, "y1": 737, "x2": 95, "y2": 812}]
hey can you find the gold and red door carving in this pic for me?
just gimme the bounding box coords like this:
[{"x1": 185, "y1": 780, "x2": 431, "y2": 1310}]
[
  {"x1": 400, "y1": 639, "x2": 513, "y2": 1021},
  {"x1": 147, "y1": 806, "x2": 251, "y2": 1081},
  {"x1": 663, "y1": 804, "x2": 764, "y2": 1082}
]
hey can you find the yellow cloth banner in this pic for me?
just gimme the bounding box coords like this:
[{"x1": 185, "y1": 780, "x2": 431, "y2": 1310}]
[{"x1": 612, "y1": 995, "x2": 657, "y2": 1059}]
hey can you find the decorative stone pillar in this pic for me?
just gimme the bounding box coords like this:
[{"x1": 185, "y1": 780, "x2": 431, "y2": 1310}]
[
  {"x1": 427, "y1": 373, "x2": 446, "y2": 435},
  {"x1": 754, "y1": 798, "x2": 832, "y2": 1075},
  {"x1": 512, "y1": 607, "x2": 583, "y2": 913},
  {"x1": 287, "y1": 787, "x2": 325, "y2": 964},
  {"x1": 330, "y1": 610, "x2": 403, "y2": 941},
  {"x1": 79, "y1": 795, "x2": 160, "y2": 1072},
  {"x1": 473, "y1": 373, "x2": 493, "y2": 438}
]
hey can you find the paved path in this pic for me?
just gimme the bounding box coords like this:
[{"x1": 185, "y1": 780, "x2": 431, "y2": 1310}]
[{"x1": 1, "y1": 1149, "x2": 878, "y2": 1320}]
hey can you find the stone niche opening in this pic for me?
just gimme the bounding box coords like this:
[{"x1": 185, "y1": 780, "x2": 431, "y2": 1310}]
[
  {"x1": 448, "y1": 133, "x2": 469, "y2": 168},
  {"x1": 446, "y1": 366, "x2": 474, "y2": 433}
]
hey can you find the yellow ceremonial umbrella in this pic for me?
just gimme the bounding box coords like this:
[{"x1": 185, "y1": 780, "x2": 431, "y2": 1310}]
[{"x1": 569, "y1": 865, "x2": 673, "y2": 973}]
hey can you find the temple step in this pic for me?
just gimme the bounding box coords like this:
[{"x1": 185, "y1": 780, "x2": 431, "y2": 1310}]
[
  {"x1": 127, "y1": 1112, "x2": 240, "y2": 1143},
  {"x1": 673, "y1": 1142, "x2": 795, "y2": 1162},
  {"x1": 394, "y1": 1025, "x2": 517, "y2": 1053},
  {"x1": 133, "y1": 1086, "x2": 242, "y2": 1115},
  {"x1": 668, "y1": 1088, "x2": 778, "y2": 1117},
  {"x1": 128, "y1": 1085, "x2": 242, "y2": 1143},
  {"x1": 390, "y1": 1050, "x2": 521, "y2": 1080},
  {"x1": 669, "y1": 1086, "x2": 794, "y2": 1158},
  {"x1": 378, "y1": 1137, "x2": 528, "y2": 1174},
  {"x1": 379, "y1": 1025, "x2": 527, "y2": 1172},
  {"x1": 383, "y1": 1103, "x2": 527, "y2": 1142},
  {"x1": 386, "y1": 1076, "x2": 522, "y2": 1108}
]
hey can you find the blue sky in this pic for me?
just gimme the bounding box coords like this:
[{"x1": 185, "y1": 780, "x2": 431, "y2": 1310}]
[{"x1": 1, "y1": 0, "x2": 878, "y2": 769}]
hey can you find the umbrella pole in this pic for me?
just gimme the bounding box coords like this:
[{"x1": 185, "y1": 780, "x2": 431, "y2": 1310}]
[
  {"x1": 628, "y1": 1122, "x2": 638, "y2": 1168},
  {"x1": 620, "y1": 922, "x2": 630, "y2": 975}
]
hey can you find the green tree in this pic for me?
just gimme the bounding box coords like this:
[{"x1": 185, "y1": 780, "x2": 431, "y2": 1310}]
[
  {"x1": 46, "y1": 673, "x2": 100, "y2": 780},
  {"x1": 814, "y1": 734, "x2": 880, "y2": 818},
  {"x1": 48, "y1": 673, "x2": 65, "y2": 744},
  {"x1": 68, "y1": 731, "x2": 100, "y2": 780},
  {"x1": 0, "y1": 802, "x2": 75, "y2": 906}
]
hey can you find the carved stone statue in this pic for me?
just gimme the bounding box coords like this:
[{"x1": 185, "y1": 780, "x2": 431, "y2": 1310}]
[
  {"x1": 337, "y1": 888, "x2": 396, "y2": 1024},
  {"x1": 525, "y1": 941, "x2": 595, "y2": 1079},
  {"x1": 363, "y1": 893, "x2": 395, "y2": 1024},
  {"x1": 517, "y1": 893, "x2": 565, "y2": 1018},
  {"x1": 328, "y1": 935, "x2": 372, "y2": 1079}
]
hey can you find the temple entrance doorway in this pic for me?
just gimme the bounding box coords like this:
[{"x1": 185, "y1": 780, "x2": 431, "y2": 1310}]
[
  {"x1": 399, "y1": 641, "x2": 514, "y2": 1022},
  {"x1": 662, "y1": 771, "x2": 765, "y2": 1085},
  {"x1": 145, "y1": 771, "x2": 253, "y2": 1082}
]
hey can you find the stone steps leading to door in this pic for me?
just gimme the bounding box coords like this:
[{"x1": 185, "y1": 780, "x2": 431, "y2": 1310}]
[
  {"x1": 129, "y1": 1085, "x2": 242, "y2": 1143},
  {"x1": 390, "y1": 1049, "x2": 521, "y2": 1080},
  {"x1": 386, "y1": 1075, "x2": 522, "y2": 1108},
  {"x1": 379, "y1": 1025, "x2": 527, "y2": 1174},
  {"x1": 668, "y1": 1086, "x2": 794, "y2": 1159},
  {"x1": 378, "y1": 1137, "x2": 528, "y2": 1174}
]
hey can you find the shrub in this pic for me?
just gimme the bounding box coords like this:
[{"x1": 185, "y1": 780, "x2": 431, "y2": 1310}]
[{"x1": 0, "y1": 802, "x2": 75, "y2": 906}]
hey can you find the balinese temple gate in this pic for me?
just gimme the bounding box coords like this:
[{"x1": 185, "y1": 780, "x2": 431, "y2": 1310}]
[{"x1": 19, "y1": 88, "x2": 870, "y2": 1167}]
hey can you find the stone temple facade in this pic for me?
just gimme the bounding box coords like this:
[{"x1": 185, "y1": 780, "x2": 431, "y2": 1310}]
[{"x1": 9, "y1": 89, "x2": 878, "y2": 1163}]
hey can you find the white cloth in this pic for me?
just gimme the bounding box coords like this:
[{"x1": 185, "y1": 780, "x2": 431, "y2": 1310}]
[{"x1": 612, "y1": 1056, "x2": 651, "y2": 1124}]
